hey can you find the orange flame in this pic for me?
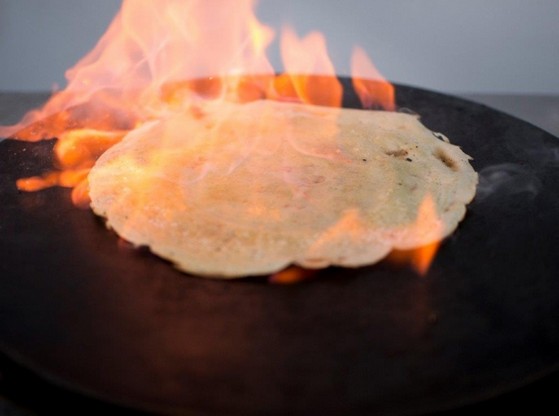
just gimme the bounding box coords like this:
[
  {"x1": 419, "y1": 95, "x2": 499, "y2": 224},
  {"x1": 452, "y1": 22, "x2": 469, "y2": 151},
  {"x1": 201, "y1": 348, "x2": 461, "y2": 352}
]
[
  {"x1": 0, "y1": 1, "x2": 423, "y2": 273},
  {"x1": 269, "y1": 267, "x2": 319, "y2": 285},
  {"x1": 0, "y1": 0, "x2": 394, "y2": 139},
  {"x1": 277, "y1": 27, "x2": 342, "y2": 107},
  {"x1": 387, "y1": 195, "x2": 444, "y2": 275},
  {"x1": 351, "y1": 46, "x2": 395, "y2": 111}
]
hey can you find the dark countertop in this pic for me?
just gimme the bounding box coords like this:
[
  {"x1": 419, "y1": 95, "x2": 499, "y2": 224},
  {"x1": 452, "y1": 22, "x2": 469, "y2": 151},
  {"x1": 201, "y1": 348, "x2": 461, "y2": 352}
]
[{"x1": 1, "y1": 91, "x2": 558, "y2": 415}]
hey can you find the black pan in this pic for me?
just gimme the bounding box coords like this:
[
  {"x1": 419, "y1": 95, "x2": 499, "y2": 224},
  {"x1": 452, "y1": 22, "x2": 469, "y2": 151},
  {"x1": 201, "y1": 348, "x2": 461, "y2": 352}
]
[{"x1": 1, "y1": 80, "x2": 559, "y2": 415}]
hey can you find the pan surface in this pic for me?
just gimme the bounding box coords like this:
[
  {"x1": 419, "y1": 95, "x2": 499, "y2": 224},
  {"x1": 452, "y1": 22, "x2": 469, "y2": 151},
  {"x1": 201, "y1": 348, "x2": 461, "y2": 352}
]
[{"x1": 1, "y1": 81, "x2": 559, "y2": 415}]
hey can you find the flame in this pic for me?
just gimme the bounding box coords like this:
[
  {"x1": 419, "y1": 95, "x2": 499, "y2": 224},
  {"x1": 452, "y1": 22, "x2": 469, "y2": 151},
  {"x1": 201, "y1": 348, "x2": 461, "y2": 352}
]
[
  {"x1": 277, "y1": 27, "x2": 342, "y2": 107},
  {"x1": 387, "y1": 195, "x2": 444, "y2": 275},
  {"x1": 0, "y1": 0, "x2": 438, "y2": 275},
  {"x1": 351, "y1": 46, "x2": 395, "y2": 111},
  {"x1": 0, "y1": 0, "x2": 394, "y2": 146},
  {"x1": 269, "y1": 267, "x2": 318, "y2": 284}
]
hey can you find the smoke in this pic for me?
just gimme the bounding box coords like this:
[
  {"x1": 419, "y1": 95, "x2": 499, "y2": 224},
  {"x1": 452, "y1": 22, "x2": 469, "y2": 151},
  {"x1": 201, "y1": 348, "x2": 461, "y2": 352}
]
[
  {"x1": 475, "y1": 163, "x2": 542, "y2": 202},
  {"x1": 525, "y1": 146, "x2": 559, "y2": 168}
]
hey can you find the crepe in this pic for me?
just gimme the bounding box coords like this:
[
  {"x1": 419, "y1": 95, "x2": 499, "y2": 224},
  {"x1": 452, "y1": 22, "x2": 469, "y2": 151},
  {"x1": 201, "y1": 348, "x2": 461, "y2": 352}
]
[{"x1": 88, "y1": 100, "x2": 477, "y2": 277}]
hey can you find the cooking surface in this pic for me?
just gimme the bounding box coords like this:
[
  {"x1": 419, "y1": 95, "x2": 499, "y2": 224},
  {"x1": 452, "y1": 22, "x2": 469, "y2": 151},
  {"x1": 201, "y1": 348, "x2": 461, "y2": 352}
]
[{"x1": 1, "y1": 85, "x2": 559, "y2": 415}]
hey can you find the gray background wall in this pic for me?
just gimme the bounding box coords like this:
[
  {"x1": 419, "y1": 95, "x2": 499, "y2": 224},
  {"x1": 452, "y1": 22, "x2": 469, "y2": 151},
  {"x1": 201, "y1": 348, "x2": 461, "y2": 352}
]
[{"x1": 0, "y1": 0, "x2": 557, "y2": 93}]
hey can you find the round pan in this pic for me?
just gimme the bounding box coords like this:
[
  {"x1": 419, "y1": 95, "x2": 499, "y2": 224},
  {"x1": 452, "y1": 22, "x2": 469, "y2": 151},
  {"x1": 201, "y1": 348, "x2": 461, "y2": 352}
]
[{"x1": 1, "y1": 80, "x2": 558, "y2": 415}]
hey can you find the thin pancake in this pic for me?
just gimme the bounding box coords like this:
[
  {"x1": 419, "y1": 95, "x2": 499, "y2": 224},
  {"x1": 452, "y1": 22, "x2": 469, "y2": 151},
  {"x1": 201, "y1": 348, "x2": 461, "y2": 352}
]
[{"x1": 88, "y1": 100, "x2": 478, "y2": 277}]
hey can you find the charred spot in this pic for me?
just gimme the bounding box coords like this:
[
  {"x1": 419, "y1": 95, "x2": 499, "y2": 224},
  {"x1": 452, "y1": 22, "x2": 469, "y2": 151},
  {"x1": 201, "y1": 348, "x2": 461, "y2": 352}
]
[
  {"x1": 434, "y1": 148, "x2": 458, "y2": 171},
  {"x1": 433, "y1": 132, "x2": 447, "y2": 142},
  {"x1": 362, "y1": 158, "x2": 367, "y2": 162},
  {"x1": 406, "y1": 157, "x2": 413, "y2": 162},
  {"x1": 385, "y1": 149, "x2": 408, "y2": 158}
]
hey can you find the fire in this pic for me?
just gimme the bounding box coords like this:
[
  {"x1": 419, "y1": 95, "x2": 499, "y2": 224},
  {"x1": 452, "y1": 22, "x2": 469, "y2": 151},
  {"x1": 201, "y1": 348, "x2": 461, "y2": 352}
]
[
  {"x1": 278, "y1": 27, "x2": 342, "y2": 107},
  {"x1": 0, "y1": 0, "x2": 443, "y2": 275},
  {"x1": 0, "y1": 0, "x2": 393, "y2": 141},
  {"x1": 387, "y1": 195, "x2": 444, "y2": 275},
  {"x1": 269, "y1": 267, "x2": 318, "y2": 285},
  {"x1": 351, "y1": 47, "x2": 396, "y2": 111}
]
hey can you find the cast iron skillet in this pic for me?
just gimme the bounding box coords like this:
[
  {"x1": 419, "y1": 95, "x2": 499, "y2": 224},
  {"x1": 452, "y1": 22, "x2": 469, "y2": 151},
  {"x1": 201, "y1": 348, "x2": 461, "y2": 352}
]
[{"x1": 1, "y1": 80, "x2": 559, "y2": 415}]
